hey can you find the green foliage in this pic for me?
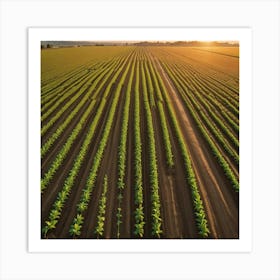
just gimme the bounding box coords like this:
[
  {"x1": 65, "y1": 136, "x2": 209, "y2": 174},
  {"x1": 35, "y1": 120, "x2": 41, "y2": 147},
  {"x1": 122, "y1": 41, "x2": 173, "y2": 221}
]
[
  {"x1": 69, "y1": 223, "x2": 82, "y2": 237},
  {"x1": 146, "y1": 59, "x2": 164, "y2": 102},
  {"x1": 41, "y1": 46, "x2": 132, "y2": 94},
  {"x1": 116, "y1": 54, "x2": 136, "y2": 238},
  {"x1": 42, "y1": 55, "x2": 132, "y2": 237},
  {"x1": 41, "y1": 59, "x2": 114, "y2": 108},
  {"x1": 69, "y1": 214, "x2": 84, "y2": 237},
  {"x1": 143, "y1": 60, "x2": 156, "y2": 107},
  {"x1": 41, "y1": 83, "x2": 85, "y2": 132},
  {"x1": 41, "y1": 96, "x2": 100, "y2": 193},
  {"x1": 94, "y1": 175, "x2": 108, "y2": 238},
  {"x1": 157, "y1": 102, "x2": 175, "y2": 168},
  {"x1": 146, "y1": 59, "x2": 175, "y2": 169},
  {"x1": 152, "y1": 59, "x2": 210, "y2": 238},
  {"x1": 67, "y1": 55, "x2": 132, "y2": 238},
  {"x1": 141, "y1": 59, "x2": 162, "y2": 238},
  {"x1": 183, "y1": 69, "x2": 240, "y2": 133},
  {"x1": 42, "y1": 219, "x2": 58, "y2": 238},
  {"x1": 42, "y1": 69, "x2": 92, "y2": 117},
  {"x1": 163, "y1": 62, "x2": 239, "y2": 192},
  {"x1": 41, "y1": 99, "x2": 96, "y2": 158},
  {"x1": 172, "y1": 63, "x2": 239, "y2": 149},
  {"x1": 41, "y1": 58, "x2": 123, "y2": 158},
  {"x1": 166, "y1": 64, "x2": 239, "y2": 165},
  {"x1": 41, "y1": 55, "x2": 132, "y2": 194},
  {"x1": 133, "y1": 60, "x2": 145, "y2": 238}
]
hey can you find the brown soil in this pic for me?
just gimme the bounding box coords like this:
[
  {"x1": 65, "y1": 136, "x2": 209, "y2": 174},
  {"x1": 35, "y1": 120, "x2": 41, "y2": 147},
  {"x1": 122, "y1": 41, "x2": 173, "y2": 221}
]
[
  {"x1": 41, "y1": 46, "x2": 239, "y2": 239},
  {"x1": 154, "y1": 57, "x2": 239, "y2": 238}
]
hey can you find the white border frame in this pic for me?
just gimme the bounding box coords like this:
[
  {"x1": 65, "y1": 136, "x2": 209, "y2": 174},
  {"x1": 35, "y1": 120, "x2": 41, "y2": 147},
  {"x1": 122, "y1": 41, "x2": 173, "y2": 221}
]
[
  {"x1": 28, "y1": 27, "x2": 252, "y2": 253},
  {"x1": 1, "y1": 1, "x2": 279, "y2": 279}
]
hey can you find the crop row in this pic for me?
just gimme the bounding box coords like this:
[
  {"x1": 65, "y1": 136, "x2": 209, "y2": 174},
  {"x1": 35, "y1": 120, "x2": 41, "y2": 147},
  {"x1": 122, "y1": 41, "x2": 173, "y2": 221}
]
[
  {"x1": 41, "y1": 56, "x2": 124, "y2": 158},
  {"x1": 94, "y1": 175, "x2": 108, "y2": 238},
  {"x1": 42, "y1": 53, "x2": 132, "y2": 236},
  {"x1": 145, "y1": 57, "x2": 174, "y2": 169},
  {"x1": 41, "y1": 69, "x2": 96, "y2": 124},
  {"x1": 154, "y1": 48, "x2": 239, "y2": 118},
  {"x1": 41, "y1": 57, "x2": 123, "y2": 136},
  {"x1": 151, "y1": 59, "x2": 210, "y2": 237},
  {"x1": 179, "y1": 64, "x2": 240, "y2": 130},
  {"x1": 42, "y1": 47, "x2": 239, "y2": 238},
  {"x1": 41, "y1": 97, "x2": 97, "y2": 193},
  {"x1": 143, "y1": 60, "x2": 156, "y2": 107},
  {"x1": 68, "y1": 54, "x2": 132, "y2": 237},
  {"x1": 159, "y1": 48, "x2": 239, "y2": 103},
  {"x1": 116, "y1": 55, "x2": 136, "y2": 238},
  {"x1": 163, "y1": 62, "x2": 239, "y2": 165},
  {"x1": 41, "y1": 55, "x2": 130, "y2": 193},
  {"x1": 41, "y1": 46, "x2": 133, "y2": 93},
  {"x1": 42, "y1": 68, "x2": 88, "y2": 107},
  {"x1": 141, "y1": 60, "x2": 162, "y2": 237},
  {"x1": 175, "y1": 62, "x2": 239, "y2": 138},
  {"x1": 162, "y1": 61, "x2": 239, "y2": 192},
  {"x1": 133, "y1": 60, "x2": 145, "y2": 237},
  {"x1": 180, "y1": 61, "x2": 239, "y2": 104},
  {"x1": 41, "y1": 61, "x2": 93, "y2": 96},
  {"x1": 145, "y1": 57, "x2": 174, "y2": 168},
  {"x1": 183, "y1": 67, "x2": 239, "y2": 119},
  {"x1": 41, "y1": 58, "x2": 120, "y2": 115},
  {"x1": 41, "y1": 60, "x2": 107, "y2": 110}
]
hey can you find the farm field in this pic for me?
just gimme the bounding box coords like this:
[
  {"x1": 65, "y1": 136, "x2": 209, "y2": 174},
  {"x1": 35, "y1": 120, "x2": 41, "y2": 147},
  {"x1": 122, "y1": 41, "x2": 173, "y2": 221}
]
[{"x1": 41, "y1": 44, "x2": 239, "y2": 239}]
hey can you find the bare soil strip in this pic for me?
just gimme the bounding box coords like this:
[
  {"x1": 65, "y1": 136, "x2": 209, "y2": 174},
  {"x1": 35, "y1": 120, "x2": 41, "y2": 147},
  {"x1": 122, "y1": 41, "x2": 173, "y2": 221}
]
[{"x1": 155, "y1": 57, "x2": 239, "y2": 238}]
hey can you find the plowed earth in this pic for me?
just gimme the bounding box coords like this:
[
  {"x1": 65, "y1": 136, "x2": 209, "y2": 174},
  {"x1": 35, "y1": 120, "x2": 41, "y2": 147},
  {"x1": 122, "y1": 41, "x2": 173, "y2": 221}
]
[{"x1": 41, "y1": 46, "x2": 239, "y2": 239}]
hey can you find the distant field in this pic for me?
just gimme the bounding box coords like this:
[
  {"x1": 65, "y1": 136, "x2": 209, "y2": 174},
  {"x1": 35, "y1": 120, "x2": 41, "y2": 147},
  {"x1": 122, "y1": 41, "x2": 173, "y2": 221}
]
[
  {"x1": 41, "y1": 46, "x2": 239, "y2": 239},
  {"x1": 192, "y1": 46, "x2": 239, "y2": 58},
  {"x1": 41, "y1": 46, "x2": 131, "y2": 84}
]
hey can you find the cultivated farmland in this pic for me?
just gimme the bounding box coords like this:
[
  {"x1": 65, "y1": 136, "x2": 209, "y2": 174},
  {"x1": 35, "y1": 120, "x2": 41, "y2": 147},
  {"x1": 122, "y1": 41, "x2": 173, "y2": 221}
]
[{"x1": 41, "y1": 44, "x2": 239, "y2": 239}]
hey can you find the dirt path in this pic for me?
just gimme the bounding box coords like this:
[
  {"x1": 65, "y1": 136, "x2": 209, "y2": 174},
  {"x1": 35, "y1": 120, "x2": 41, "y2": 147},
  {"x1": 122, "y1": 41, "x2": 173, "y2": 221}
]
[
  {"x1": 154, "y1": 57, "x2": 239, "y2": 238},
  {"x1": 152, "y1": 107, "x2": 181, "y2": 238}
]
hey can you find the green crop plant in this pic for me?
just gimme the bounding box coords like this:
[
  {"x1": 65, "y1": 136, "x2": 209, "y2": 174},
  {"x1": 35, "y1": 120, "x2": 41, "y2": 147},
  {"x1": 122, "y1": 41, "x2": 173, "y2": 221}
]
[
  {"x1": 165, "y1": 62, "x2": 239, "y2": 164},
  {"x1": 41, "y1": 59, "x2": 113, "y2": 109},
  {"x1": 41, "y1": 57, "x2": 124, "y2": 158},
  {"x1": 42, "y1": 219, "x2": 58, "y2": 238},
  {"x1": 143, "y1": 60, "x2": 156, "y2": 107},
  {"x1": 146, "y1": 59, "x2": 164, "y2": 102},
  {"x1": 141, "y1": 60, "x2": 162, "y2": 237},
  {"x1": 143, "y1": 58, "x2": 174, "y2": 169},
  {"x1": 41, "y1": 55, "x2": 100, "y2": 95},
  {"x1": 174, "y1": 64, "x2": 239, "y2": 149},
  {"x1": 116, "y1": 54, "x2": 136, "y2": 238},
  {"x1": 41, "y1": 74, "x2": 92, "y2": 126},
  {"x1": 67, "y1": 55, "x2": 133, "y2": 237},
  {"x1": 175, "y1": 61, "x2": 239, "y2": 112},
  {"x1": 41, "y1": 97, "x2": 98, "y2": 193},
  {"x1": 42, "y1": 67, "x2": 95, "y2": 112},
  {"x1": 157, "y1": 102, "x2": 175, "y2": 169},
  {"x1": 41, "y1": 56, "x2": 124, "y2": 135},
  {"x1": 151, "y1": 59, "x2": 210, "y2": 237},
  {"x1": 41, "y1": 99, "x2": 96, "y2": 158},
  {"x1": 133, "y1": 59, "x2": 145, "y2": 238},
  {"x1": 162, "y1": 61, "x2": 239, "y2": 193},
  {"x1": 69, "y1": 214, "x2": 84, "y2": 237},
  {"x1": 41, "y1": 55, "x2": 130, "y2": 193},
  {"x1": 42, "y1": 55, "x2": 132, "y2": 237},
  {"x1": 175, "y1": 62, "x2": 239, "y2": 133},
  {"x1": 94, "y1": 175, "x2": 108, "y2": 238},
  {"x1": 41, "y1": 46, "x2": 133, "y2": 93}
]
